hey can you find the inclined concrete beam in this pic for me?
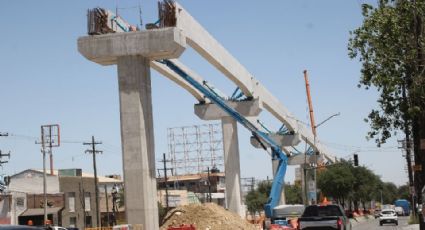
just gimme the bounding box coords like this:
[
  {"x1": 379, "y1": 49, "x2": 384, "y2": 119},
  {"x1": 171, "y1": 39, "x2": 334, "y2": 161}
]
[
  {"x1": 117, "y1": 56, "x2": 158, "y2": 229},
  {"x1": 78, "y1": 28, "x2": 186, "y2": 65},
  {"x1": 257, "y1": 85, "x2": 336, "y2": 163},
  {"x1": 151, "y1": 59, "x2": 207, "y2": 103},
  {"x1": 174, "y1": 2, "x2": 255, "y2": 97},
  {"x1": 168, "y1": 3, "x2": 336, "y2": 163}
]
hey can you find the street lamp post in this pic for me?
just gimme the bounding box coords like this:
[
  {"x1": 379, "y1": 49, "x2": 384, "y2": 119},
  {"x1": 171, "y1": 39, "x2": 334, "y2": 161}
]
[{"x1": 305, "y1": 112, "x2": 340, "y2": 205}]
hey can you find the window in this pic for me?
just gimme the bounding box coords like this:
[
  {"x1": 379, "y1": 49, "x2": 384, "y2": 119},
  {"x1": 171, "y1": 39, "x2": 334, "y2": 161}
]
[
  {"x1": 16, "y1": 197, "x2": 24, "y2": 207},
  {"x1": 84, "y1": 192, "x2": 91, "y2": 211},
  {"x1": 85, "y1": 216, "x2": 92, "y2": 228},
  {"x1": 69, "y1": 217, "x2": 76, "y2": 227},
  {"x1": 68, "y1": 192, "x2": 75, "y2": 212}
]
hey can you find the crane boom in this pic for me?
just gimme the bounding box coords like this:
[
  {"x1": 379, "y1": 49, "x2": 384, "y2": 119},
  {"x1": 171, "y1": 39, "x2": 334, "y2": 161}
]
[{"x1": 160, "y1": 59, "x2": 288, "y2": 217}]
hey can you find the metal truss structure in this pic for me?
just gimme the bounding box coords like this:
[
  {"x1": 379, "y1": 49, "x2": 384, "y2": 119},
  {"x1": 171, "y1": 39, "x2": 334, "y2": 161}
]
[{"x1": 167, "y1": 123, "x2": 224, "y2": 175}]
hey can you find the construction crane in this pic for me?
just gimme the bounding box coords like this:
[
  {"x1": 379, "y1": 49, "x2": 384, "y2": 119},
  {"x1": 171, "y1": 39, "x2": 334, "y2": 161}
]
[{"x1": 159, "y1": 59, "x2": 288, "y2": 218}]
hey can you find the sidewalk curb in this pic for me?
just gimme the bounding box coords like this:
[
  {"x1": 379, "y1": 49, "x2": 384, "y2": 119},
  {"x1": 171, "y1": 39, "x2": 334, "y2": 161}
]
[
  {"x1": 401, "y1": 224, "x2": 419, "y2": 230},
  {"x1": 349, "y1": 215, "x2": 373, "y2": 226}
]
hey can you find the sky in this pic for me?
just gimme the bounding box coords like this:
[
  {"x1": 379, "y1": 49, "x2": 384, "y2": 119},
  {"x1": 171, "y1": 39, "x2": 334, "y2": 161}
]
[{"x1": 0, "y1": 0, "x2": 409, "y2": 186}]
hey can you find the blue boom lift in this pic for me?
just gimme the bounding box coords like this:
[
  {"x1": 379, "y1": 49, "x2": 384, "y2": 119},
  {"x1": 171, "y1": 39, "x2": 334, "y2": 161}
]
[{"x1": 159, "y1": 59, "x2": 289, "y2": 219}]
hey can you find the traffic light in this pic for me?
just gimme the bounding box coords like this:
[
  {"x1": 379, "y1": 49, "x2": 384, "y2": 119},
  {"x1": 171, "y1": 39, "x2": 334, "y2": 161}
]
[{"x1": 353, "y1": 154, "x2": 359, "y2": 166}]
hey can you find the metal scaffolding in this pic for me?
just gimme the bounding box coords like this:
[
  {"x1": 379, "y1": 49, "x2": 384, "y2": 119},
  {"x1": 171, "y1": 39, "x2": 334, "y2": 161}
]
[{"x1": 167, "y1": 123, "x2": 224, "y2": 175}]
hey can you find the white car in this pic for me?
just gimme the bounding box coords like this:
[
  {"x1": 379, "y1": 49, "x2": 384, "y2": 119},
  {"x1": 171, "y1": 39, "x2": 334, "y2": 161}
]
[
  {"x1": 379, "y1": 209, "x2": 398, "y2": 226},
  {"x1": 395, "y1": 206, "x2": 404, "y2": 216}
]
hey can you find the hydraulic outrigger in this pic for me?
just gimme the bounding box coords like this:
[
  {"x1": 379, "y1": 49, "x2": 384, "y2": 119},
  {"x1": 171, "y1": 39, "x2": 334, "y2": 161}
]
[{"x1": 159, "y1": 59, "x2": 288, "y2": 218}]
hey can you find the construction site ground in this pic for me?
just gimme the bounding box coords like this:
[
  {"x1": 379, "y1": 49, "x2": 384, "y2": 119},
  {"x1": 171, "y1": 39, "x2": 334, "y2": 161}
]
[{"x1": 160, "y1": 203, "x2": 258, "y2": 230}]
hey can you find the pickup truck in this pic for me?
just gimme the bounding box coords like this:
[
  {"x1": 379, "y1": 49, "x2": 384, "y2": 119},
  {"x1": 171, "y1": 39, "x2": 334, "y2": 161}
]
[{"x1": 298, "y1": 204, "x2": 352, "y2": 230}]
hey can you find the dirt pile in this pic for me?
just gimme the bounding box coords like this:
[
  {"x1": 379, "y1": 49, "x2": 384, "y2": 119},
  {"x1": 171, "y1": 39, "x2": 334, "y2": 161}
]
[{"x1": 160, "y1": 203, "x2": 257, "y2": 230}]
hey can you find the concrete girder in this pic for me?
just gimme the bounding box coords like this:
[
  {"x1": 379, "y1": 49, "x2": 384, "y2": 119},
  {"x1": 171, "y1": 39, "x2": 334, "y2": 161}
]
[
  {"x1": 250, "y1": 133, "x2": 301, "y2": 149},
  {"x1": 287, "y1": 154, "x2": 318, "y2": 166},
  {"x1": 169, "y1": 3, "x2": 337, "y2": 163},
  {"x1": 78, "y1": 28, "x2": 186, "y2": 65},
  {"x1": 194, "y1": 100, "x2": 261, "y2": 120}
]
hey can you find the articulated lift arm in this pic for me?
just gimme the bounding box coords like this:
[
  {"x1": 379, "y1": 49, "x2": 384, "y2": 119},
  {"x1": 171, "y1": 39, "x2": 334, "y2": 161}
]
[{"x1": 160, "y1": 59, "x2": 287, "y2": 217}]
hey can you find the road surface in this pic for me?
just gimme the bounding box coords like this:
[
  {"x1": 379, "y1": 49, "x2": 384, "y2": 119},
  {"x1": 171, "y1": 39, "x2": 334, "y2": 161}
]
[{"x1": 353, "y1": 216, "x2": 416, "y2": 230}]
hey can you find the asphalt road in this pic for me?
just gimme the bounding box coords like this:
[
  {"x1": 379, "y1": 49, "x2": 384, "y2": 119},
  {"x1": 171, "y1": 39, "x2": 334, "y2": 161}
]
[{"x1": 353, "y1": 216, "x2": 413, "y2": 230}]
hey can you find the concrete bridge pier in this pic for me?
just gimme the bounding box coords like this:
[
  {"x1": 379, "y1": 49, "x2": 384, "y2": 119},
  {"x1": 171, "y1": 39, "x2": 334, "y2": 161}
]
[
  {"x1": 221, "y1": 116, "x2": 244, "y2": 217},
  {"x1": 78, "y1": 28, "x2": 186, "y2": 230},
  {"x1": 251, "y1": 132, "x2": 302, "y2": 205},
  {"x1": 117, "y1": 56, "x2": 158, "y2": 228},
  {"x1": 195, "y1": 99, "x2": 262, "y2": 217}
]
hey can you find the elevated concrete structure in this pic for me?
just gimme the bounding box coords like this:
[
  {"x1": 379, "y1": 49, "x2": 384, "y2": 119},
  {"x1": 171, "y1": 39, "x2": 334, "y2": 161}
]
[
  {"x1": 78, "y1": 29, "x2": 188, "y2": 230},
  {"x1": 164, "y1": 2, "x2": 336, "y2": 164},
  {"x1": 78, "y1": 1, "x2": 339, "y2": 222}
]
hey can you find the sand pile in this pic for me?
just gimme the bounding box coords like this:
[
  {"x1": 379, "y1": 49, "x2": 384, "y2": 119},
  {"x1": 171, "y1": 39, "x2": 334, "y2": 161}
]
[{"x1": 160, "y1": 203, "x2": 257, "y2": 230}]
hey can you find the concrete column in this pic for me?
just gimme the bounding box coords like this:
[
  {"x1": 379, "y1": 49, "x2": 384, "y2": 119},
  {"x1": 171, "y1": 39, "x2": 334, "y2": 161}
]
[
  {"x1": 272, "y1": 159, "x2": 286, "y2": 205},
  {"x1": 221, "y1": 116, "x2": 244, "y2": 217},
  {"x1": 117, "y1": 56, "x2": 158, "y2": 230}
]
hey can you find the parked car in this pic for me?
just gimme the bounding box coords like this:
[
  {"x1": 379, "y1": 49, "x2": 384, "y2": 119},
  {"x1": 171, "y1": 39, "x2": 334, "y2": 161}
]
[
  {"x1": 298, "y1": 204, "x2": 352, "y2": 230},
  {"x1": 0, "y1": 225, "x2": 45, "y2": 230},
  {"x1": 394, "y1": 206, "x2": 404, "y2": 216},
  {"x1": 378, "y1": 209, "x2": 398, "y2": 226}
]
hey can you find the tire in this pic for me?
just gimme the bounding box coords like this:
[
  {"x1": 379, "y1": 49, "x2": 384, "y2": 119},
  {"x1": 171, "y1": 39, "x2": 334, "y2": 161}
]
[
  {"x1": 379, "y1": 221, "x2": 383, "y2": 226},
  {"x1": 395, "y1": 221, "x2": 398, "y2": 226}
]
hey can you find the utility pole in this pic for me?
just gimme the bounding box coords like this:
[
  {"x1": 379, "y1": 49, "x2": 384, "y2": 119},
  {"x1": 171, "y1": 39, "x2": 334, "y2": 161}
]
[
  {"x1": 104, "y1": 184, "x2": 110, "y2": 227},
  {"x1": 207, "y1": 167, "x2": 212, "y2": 202},
  {"x1": 398, "y1": 138, "x2": 416, "y2": 216},
  {"x1": 0, "y1": 134, "x2": 10, "y2": 194},
  {"x1": 84, "y1": 136, "x2": 102, "y2": 228},
  {"x1": 0, "y1": 150, "x2": 10, "y2": 166},
  {"x1": 0, "y1": 133, "x2": 10, "y2": 167},
  {"x1": 158, "y1": 153, "x2": 173, "y2": 208},
  {"x1": 38, "y1": 125, "x2": 60, "y2": 226},
  {"x1": 303, "y1": 70, "x2": 317, "y2": 205},
  {"x1": 302, "y1": 70, "x2": 340, "y2": 205}
]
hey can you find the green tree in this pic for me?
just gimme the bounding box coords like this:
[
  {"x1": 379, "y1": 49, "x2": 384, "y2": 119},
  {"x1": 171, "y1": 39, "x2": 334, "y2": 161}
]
[
  {"x1": 349, "y1": 4, "x2": 425, "y2": 225},
  {"x1": 245, "y1": 181, "x2": 271, "y2": 213},
  {"x1": 380, "y1": 182, "x2": 398, "y2": 204},
  {"x1": 351, "y1": 166, "x2": 380, "y2": 210},
  {"x1": 397, "y1": 184, "x2": 410, "y2": 200},
  {"x1": 348, "y1": 1, "x2": 424, "y2": 146},
  {"x1": 285, "y1": 183, "x2": 302, "y2": 204},
  {"x1": 317, "y1": 161, "x2": 355, "y2": 207}
]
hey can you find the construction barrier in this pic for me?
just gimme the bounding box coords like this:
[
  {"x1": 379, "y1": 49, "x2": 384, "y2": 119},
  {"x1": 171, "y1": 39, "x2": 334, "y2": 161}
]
[
  {"x1": 86, "y1": 224, "x2": 143, "y2": 230},
  {"x1": 166, "y1": 224, "x2": 196, "y2": 230}
]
